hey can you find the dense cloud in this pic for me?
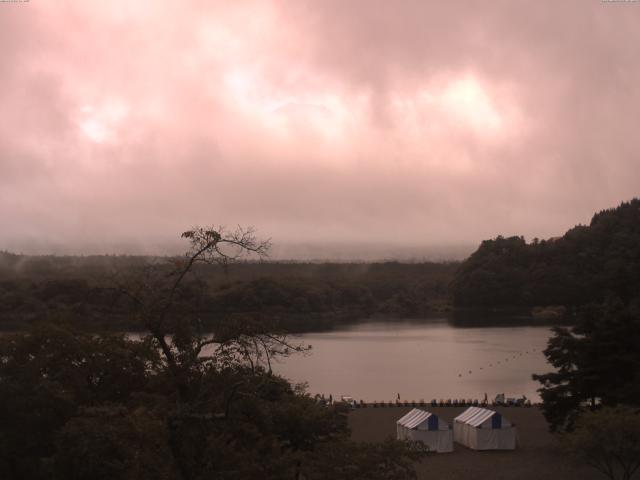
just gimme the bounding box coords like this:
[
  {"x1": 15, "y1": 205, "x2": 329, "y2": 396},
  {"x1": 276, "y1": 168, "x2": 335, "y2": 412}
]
[{"x1": 1, "y1": 1, "x2": 639, "y2": 257}]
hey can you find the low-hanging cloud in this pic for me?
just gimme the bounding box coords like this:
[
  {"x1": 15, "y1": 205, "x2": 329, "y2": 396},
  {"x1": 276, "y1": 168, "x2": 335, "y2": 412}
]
[{"x1": 1, "y1": 0, "x2": 639, "y2": 257}]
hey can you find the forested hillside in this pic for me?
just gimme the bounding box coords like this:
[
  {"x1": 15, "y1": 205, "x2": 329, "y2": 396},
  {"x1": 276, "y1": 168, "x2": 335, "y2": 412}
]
[
  {"x1": 452, "y1": 199, "x2": 640, "y2": 309},
  {"x1": 0, "y1": 255, "x2": 456, "y2": 332}
]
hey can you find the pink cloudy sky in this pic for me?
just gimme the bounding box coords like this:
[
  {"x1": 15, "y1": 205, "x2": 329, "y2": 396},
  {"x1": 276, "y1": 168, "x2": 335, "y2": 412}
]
[{"x1": 1, "y1": 1, "x2": 639, "y2": 258}]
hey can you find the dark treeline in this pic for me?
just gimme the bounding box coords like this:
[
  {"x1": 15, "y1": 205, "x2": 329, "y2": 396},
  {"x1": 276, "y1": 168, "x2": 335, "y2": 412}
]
[
  {"x1": 0, "y1": 226, "x2": 427, "y2": 479},
  {"x1": 0, "y1": 254, "x2": 457, "y2": 332},
  {"x1": 4, "y1": 199, "x2": 640, "y2": 331},
  {"x1": 452, "y1": 198, "x2": 640, "y2": 312}
]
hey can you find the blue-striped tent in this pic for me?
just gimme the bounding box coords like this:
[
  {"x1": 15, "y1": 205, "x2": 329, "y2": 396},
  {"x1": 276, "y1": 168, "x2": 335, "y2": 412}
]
[
  {"x1": 396, "y1": 408, "x2": 453, "y2": 452},
  {"x1": 453, "y1": 406, "x2": 516, "y2": 450}
]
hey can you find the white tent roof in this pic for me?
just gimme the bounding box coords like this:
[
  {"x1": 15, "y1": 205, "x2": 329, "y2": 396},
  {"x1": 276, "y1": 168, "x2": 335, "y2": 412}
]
[
  {"x1": 455, "y1": 407, "x2": 511, "y2": 428},
  {"x1": 397, "y1": 409, "x2": 431, "y2": 429},
  {"x1": 397, "y1": 408, "x2": 449, "y2": 430},
  {"x1": 454, "y1": 406, "x2": 483, "y2": 423},
  {"x1": 467, "y1": 409, "x2": 495, "y2": 427},
  {"x1": 397, "y1": 409, "x2": 454, "y2": 452}
]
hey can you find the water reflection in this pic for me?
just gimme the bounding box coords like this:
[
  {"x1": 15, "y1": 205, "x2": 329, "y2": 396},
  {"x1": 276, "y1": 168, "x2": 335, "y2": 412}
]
[
  {"x1": 274, "y1": 319, "x2": 553, "y2": 403},
  {"x1": 449, "y1": 310, "x2": 561, "y2": 328}
]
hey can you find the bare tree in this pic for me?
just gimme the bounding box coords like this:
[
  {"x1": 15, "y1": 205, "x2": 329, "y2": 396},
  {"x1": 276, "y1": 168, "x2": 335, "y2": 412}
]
[
  {"x1": 112, "y1": 225, "x2": 307, "y2": 402},
  {"x1": 110, "y1": 225, "x2": 312, "y2": 480}
]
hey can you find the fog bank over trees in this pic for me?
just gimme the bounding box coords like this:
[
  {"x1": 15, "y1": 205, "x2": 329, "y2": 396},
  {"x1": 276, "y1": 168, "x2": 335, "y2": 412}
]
[{"x1": 0, "y1": 240, "x2": 474, "y2": 262}]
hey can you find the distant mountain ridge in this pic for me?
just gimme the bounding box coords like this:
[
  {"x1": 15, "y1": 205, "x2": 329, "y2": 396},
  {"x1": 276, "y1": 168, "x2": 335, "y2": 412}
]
[{"x1": 451, "y1": 198, "x2": 640, "y2": 309}]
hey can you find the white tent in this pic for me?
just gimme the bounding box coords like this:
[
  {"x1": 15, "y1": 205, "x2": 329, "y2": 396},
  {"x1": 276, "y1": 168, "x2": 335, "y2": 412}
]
[
  {"x1": 396, "y1": 408, "x2": 453, "y2": 453},
  {"x1": 453, "y1": 406, "x2": 517, "y2": 450}
]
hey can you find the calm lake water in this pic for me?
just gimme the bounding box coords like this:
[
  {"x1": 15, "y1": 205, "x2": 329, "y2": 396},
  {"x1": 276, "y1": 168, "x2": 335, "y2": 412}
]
[
  {"x1": 2, "y1": 318, "x2": 552, "y2": 402},
  {"x1": 272, "y1": 320, "x2": 553, "y2": 403}
]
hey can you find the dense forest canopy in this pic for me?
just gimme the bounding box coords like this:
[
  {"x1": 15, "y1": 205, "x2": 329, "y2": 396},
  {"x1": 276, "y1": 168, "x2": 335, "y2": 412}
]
[
  {"x1": 0, "y1": 226, "x2": 426, "y2": 479},
  {"x1": 3, "y1": 199, "x2": 640, "y2": 331},
  {"x1": 452, "y1": 199, "x2": 640, "y2": 310},
  {"x1": 0, "y1": 253, "x2": 456, "y2": 332}
]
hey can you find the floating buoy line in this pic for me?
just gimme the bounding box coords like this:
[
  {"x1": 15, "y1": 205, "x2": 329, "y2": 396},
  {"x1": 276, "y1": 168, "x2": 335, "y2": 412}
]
[{"x1": 456, "y1": 348, "x2": 539, "y2": 378}]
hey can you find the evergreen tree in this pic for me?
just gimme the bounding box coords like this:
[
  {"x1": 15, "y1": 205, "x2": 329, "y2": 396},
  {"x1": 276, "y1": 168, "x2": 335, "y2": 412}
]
[{"x1": 533, "y1": 299, "x2": 640, "y2": 431}]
